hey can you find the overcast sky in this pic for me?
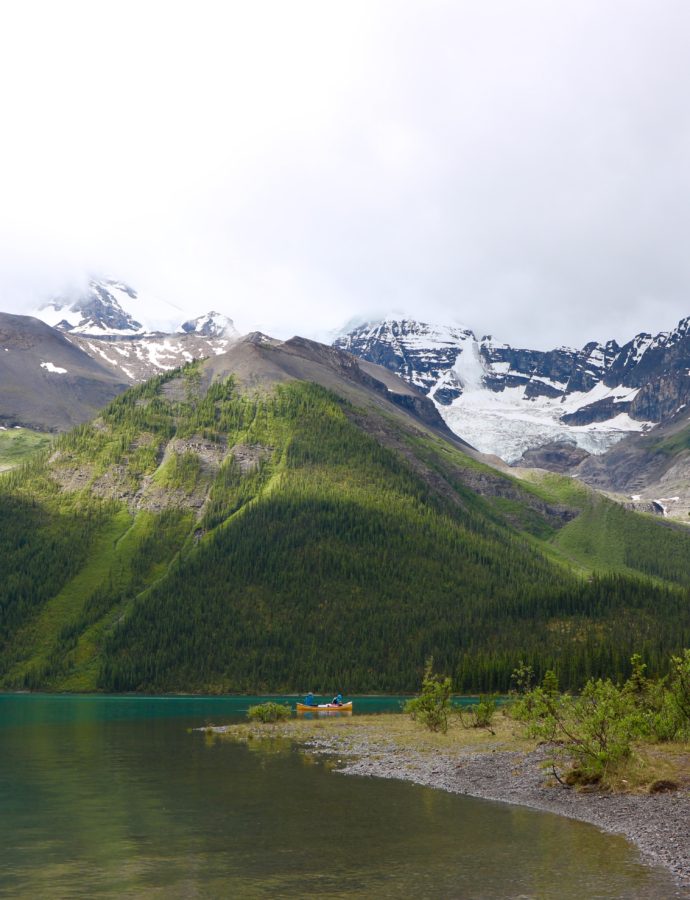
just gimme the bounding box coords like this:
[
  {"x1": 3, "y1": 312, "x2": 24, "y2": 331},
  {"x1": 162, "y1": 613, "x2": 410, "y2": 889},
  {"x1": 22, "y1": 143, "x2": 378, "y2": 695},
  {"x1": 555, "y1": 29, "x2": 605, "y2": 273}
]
[{"x1": 2, "y1": 0, "x2": 690, "y2": 348}]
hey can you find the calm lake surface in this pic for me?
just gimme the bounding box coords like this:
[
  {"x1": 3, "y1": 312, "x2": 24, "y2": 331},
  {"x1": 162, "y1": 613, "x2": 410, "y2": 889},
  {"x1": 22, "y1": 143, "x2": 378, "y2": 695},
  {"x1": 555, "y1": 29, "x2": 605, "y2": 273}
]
[{"x1": 0, "y1": 694, "x2": 679, "y2": 898}]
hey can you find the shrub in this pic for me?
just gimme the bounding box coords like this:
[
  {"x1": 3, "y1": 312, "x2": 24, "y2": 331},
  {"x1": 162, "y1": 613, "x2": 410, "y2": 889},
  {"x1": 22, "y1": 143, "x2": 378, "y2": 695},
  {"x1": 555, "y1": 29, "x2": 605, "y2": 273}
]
[
  {"x1": 647, "y1": 686, "x2": 685, "y2": 742},
  {"x1": 669, "y1": 649, "x2": 690, "y2": 725},
  {"x1": 624, "y1": 653, "x2": 649, "y2": 698},
  {"x1": 462, "y1": 695, "x2": 497, "y2": 732},
  {"x1": 513, "y1": 650, "x2": 690, "y2": 786},
  {"x1": 541, "y1": 669, "x2": 559, "y2": 698},
  {"x1": 514, "y1": 677, "x2": 642, "y2": 784},
  {"x1": 567, "y1": 679, "x2": 642, "y2": 777},
  {"x1": 405, "y1": 658, "x2": 453, "y2": 733},
  {"x1": 247, "y1": 702, "x2": 291, "y2": 723},
  {"x1": 620, "y1": 653, "x2": 689, "y2": 742}
]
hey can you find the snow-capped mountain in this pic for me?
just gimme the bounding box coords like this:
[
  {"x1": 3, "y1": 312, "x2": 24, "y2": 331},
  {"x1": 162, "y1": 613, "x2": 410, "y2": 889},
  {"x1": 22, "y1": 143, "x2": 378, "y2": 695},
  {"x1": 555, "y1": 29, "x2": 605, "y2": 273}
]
[
  {"x1": 32, "y1": 279, "x2": 240, "y2": 383},
  {"x1": 334, "y1": 317, "x2": 690, "y2": 463},
  {"x1": 178, "y1": 311, "x2": 236, "y2": 338},
  {"x1": 38, "y1": 279, "x2": 154, "y2": 335}
]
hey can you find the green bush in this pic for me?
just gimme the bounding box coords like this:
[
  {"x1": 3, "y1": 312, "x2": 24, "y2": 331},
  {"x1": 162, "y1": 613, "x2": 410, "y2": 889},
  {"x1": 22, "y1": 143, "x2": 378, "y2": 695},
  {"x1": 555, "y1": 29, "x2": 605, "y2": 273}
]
[
  {"x1": 642, "y1": 650, "x2": 690, "y2": 742},
  {"x1": 514, "y1": 678, "x2": 642, "y2": 784},
  {"x1": 247, "y1": 702, "x2": 291, "y2": 723},
  {"x1": 646, "y1": 686, "x2": 686, "y2": 742},
  {"x1": 462, "y1": 695, "x2": 497, "y2": 732},
  {"x1": 513, "y1": 650, "x2": 690, "y2": 785},
  {"x1": 669, "y1": 649, "x2": 690, "y2": 723},
  {"x1": 621, "y1": 654, "x2": 686, "y2": 742},
  {"x1": 405, "y1": 659, "x2": 453, "y2": 733},
  {"x1": 541, "y1": 669, "x2": 559, "y2": 698}
]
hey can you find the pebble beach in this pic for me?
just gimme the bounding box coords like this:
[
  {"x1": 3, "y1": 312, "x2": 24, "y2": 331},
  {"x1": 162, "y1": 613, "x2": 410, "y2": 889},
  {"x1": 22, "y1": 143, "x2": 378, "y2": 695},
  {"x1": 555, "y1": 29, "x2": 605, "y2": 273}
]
[{"x1": 305, "y1": 734, "x2": 690, "y2": 895}]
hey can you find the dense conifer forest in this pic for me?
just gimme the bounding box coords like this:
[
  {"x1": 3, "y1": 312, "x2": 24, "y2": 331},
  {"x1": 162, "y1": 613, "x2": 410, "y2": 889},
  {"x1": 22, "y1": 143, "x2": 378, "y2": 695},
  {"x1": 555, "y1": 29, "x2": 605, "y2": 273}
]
[{"x1": 1, "y1": 355, "x2": 690, "y2": 693}]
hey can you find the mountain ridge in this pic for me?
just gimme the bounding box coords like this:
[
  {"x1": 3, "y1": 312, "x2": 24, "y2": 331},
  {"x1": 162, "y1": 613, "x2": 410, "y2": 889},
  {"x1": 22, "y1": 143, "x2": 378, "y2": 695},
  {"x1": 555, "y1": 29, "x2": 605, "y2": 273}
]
[
  {"x1": 6, "y1": 281, "x2": 690, "y2": 520},
  {"x1": 35, "y1": 277, "x2": 239, "y2": 338}
]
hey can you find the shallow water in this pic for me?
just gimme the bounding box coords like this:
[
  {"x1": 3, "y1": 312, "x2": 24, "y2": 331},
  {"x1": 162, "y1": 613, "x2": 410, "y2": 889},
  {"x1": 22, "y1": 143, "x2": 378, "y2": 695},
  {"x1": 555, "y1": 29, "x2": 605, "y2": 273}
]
[{"x1": 0, "y1": 694, "x2": 679, "y2": 898}]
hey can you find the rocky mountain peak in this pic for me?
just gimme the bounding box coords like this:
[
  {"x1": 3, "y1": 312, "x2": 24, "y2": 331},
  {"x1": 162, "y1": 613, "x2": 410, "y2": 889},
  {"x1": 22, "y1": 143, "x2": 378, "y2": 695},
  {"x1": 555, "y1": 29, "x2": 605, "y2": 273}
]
[
  {"x1": 669, "y1": 316, "x2": 690, "y2": 342},
  {"x1": 178, "y1": 311, "x2": 238, "y2": 339},
  {"x1": 38, "y1": 279, "x2": 145, "y2": 335},
  {"x1": 25, "y1": 279, "x2": 242, "y2": 388},
  {"x1": 335, "y1": 318, "x2": 477, "y2": 395}
]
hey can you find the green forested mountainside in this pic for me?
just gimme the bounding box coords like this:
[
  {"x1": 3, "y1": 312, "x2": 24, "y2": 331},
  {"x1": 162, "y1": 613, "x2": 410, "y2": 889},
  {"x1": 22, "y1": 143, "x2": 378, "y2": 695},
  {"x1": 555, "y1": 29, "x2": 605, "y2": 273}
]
[{"x1": 1, "y1": 351, "x2": 690, "y2": 694}]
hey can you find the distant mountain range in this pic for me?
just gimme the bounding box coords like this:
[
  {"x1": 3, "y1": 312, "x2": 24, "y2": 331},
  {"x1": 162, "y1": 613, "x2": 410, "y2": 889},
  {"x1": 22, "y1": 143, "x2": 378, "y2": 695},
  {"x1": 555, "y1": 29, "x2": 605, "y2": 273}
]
[
  {"x1": 334, "y1": 316, "x2": 690, "y2": 520},
  {"x1": 335, "y1": 317, "x2": 690, "y2": 460},
  {"x1": 0, "y1": 279, "x2": 238, "y2": 428},
  {"x1": 3, "y1": 279, "x2": 690, "y2": 519},
  {"x1": 35, "y1": 278, "x2": 238, "y2": 339},
  {"x1": 0, "y1": 279, "x2": 241, "y2": 431}
]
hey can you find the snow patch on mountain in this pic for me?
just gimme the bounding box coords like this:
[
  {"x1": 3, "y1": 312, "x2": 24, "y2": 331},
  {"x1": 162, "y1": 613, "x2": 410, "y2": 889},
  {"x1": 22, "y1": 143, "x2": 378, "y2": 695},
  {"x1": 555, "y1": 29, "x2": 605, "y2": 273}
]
[
  {"x1": 439, "y1": 381, "x2": 651, "y2": 463},
  {"x1": 40, "y1": 361, "x2": 68, "y2": 374},
  {"x1": 84, "y1": 342, "x2": 120, "y2": 367}
]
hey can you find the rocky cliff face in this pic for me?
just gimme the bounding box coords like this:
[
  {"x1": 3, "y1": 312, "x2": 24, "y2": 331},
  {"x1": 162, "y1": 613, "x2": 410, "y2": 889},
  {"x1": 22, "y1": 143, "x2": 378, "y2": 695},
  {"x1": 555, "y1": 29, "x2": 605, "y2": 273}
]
[{"x1": 336, "y1": 319, "x2": 475, "y2": 396}]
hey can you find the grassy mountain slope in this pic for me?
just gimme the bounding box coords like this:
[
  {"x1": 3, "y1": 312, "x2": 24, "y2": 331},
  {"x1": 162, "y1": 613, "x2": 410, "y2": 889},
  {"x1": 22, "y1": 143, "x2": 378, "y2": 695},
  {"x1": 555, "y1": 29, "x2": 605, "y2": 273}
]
[
  {"x1": 0, "y1": 427, "x2": 52, "y2": 471},
  {"x1": 1, "y1": 335, "x2": 689, "y2": 693},
  {"x1": 516, "y1": 470, "x2": 690, "y2": 585}
]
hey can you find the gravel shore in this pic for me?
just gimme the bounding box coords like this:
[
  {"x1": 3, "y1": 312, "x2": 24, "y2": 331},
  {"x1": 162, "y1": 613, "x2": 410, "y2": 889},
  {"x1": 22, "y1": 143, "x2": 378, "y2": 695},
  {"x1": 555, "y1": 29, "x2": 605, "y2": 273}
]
[{"x1": 305, "y1": 733, "x2": 690, "y2": 894}]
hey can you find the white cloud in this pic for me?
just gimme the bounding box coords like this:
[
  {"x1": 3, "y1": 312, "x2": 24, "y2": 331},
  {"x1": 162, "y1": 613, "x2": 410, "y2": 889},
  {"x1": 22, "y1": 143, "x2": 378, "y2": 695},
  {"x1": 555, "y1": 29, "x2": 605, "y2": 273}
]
[{"x1": 2, "y1": 0, "x2": 690, "y2": 349}]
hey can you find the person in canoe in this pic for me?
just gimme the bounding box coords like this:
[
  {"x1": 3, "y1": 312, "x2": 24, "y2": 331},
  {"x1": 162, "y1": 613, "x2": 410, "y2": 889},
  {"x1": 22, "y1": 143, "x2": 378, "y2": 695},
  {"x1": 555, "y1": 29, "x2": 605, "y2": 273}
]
[
  {"x1": 304, "y1": 692, "x2": 316, "y2": 707},
  {"x1": 331, "y1": 693, "x2": 344, "y2": 706}
]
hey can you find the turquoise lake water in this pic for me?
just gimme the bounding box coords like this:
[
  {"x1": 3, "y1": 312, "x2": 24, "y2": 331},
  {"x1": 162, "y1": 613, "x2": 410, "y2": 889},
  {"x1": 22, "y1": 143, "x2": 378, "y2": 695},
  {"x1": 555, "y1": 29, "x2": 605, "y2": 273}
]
[{"x1": 0, "y1": 693, "x2": 679, "y2": 898}]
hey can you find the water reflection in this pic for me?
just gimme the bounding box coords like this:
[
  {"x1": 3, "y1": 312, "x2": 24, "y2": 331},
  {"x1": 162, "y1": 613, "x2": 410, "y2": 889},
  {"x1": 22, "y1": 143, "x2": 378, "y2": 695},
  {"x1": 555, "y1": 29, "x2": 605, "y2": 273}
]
[{"x1": 0, "y1": 695, "x2": 680, "y2": 898}]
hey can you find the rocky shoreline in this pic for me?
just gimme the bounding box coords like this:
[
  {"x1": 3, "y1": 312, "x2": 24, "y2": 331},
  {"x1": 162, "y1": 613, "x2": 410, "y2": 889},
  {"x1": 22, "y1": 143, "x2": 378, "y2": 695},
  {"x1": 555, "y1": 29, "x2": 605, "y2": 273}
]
[{"x1": 305, "y1": 733, "x2": 690, "y2": 895}]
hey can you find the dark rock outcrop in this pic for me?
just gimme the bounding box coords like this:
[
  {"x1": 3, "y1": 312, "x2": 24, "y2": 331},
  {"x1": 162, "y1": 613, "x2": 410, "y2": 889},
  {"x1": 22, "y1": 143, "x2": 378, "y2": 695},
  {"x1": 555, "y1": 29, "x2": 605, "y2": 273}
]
[{"x1": 516, "y1": 442, "x2": 591, "y2": 473}]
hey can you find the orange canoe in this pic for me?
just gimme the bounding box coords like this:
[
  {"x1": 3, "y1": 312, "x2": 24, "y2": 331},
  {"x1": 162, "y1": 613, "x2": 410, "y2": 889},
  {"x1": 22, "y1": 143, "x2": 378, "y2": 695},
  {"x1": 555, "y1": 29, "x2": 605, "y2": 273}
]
[{"x1": 296, "y1": 701, "x2": 353, "y2": 712}]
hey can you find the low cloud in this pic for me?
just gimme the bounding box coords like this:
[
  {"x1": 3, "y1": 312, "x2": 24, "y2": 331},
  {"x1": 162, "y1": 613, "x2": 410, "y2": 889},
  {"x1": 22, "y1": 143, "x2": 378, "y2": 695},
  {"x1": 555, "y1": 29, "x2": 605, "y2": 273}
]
[{"x1": 2, "y1": 1, "x2": 690, "y2": 349}]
